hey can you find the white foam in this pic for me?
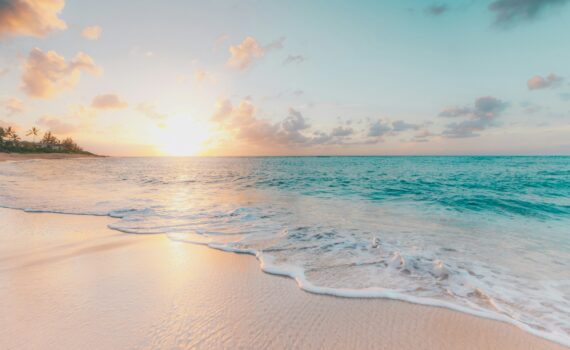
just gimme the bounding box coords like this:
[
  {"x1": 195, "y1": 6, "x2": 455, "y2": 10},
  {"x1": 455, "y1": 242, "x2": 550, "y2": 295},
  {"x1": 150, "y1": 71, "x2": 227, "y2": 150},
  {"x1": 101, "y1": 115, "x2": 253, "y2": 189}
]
[{"x1": 202, "y1": 242, "x2": 570, "y2": 348}]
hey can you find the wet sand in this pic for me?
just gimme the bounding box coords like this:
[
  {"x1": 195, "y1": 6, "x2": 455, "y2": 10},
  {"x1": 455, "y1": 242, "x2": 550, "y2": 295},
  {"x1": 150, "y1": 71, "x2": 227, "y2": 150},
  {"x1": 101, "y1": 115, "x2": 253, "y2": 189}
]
[{"x1": 0, "y1": 208, "x2": 566, "y2": 349}]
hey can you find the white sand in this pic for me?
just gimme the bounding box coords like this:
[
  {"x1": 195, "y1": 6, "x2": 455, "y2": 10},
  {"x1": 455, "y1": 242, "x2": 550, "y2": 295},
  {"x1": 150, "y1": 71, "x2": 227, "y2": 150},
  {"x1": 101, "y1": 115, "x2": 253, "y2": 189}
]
[{"x1": 0, "y1": 208, "x2": 566, "y2": 349}]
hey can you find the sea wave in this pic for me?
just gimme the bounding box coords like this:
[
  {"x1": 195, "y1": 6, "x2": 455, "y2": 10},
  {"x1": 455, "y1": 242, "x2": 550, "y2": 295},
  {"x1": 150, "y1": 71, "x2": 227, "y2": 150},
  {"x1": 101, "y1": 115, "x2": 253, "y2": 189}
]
[{"x1": 1, "y1": 156, "x2": 569, "y2": 346}]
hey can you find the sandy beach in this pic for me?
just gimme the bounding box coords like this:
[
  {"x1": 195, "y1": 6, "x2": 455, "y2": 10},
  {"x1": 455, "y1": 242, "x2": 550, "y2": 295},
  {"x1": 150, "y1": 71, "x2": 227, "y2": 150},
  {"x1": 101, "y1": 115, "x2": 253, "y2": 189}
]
[
  {"x1": 0, "y1": 152, "x2": 101, "y2": 162},
  {"x1": 0, "y1": 208, "x2": 566, "y2": 350}
]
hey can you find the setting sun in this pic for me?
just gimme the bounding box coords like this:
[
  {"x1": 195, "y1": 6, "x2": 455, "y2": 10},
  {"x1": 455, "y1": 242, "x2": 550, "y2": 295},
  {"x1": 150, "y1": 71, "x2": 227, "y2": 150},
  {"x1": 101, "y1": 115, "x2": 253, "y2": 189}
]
[{"x1": 155, "y1": 115, "x2": 210, "y2": 156}]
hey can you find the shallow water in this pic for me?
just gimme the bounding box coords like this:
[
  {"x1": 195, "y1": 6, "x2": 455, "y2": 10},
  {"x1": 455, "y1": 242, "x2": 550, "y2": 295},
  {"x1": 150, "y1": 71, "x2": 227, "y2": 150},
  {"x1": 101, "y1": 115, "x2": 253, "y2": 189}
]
[{"x1": 0, "y1": 156, "x2": 569, "y2": 345}]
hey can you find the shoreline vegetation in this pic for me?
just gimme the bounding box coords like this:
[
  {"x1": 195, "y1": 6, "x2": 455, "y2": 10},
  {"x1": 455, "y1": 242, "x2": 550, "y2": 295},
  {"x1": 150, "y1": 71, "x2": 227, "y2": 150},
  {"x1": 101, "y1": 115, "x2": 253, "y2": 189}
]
[{"x1": 0, "y1": 125, "x2": 95, "y2": 156}]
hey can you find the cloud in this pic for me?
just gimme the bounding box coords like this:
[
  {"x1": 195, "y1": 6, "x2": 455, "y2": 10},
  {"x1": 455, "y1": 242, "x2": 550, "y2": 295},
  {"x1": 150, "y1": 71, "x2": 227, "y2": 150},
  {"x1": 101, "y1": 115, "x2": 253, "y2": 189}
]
[
  {"x1": 425, "y1": 4, "x2": 448, "y2": 15},
  {"x1": 0, "y1": 119, "x2": 20, "y2": 129},
  {"x1": 527, "y1": 73, "x2": 563, "y2": 90},
  {"x1": 365, "y1": 119, "x2": 420, "y2": 142},
  {"x1": 0, "y1": 0, "x2": 66, "y2": 38},
  {"x1": 560, "y1": 92, "x2": 570, "y2": 101},
  {"x1": 135, "y1": 102, "x2": 167, "y2": 120},
  {"x1": 227, "y1": 37, "x2": 263, "y2": 70},
  {"x1": 4, "y1": 97, "x2": 24, "y2": 115},
  {"x1": 283, "y1": 54, "x2": 305, "y2": 65},
  {"x1": 91, "y1": 94, "x2": 127, "y2": 109},
  {"x1": 212, "y1": 98, "x2": 279, "y2": 145},
  {"x1": 0, "y1": 68, "x2": 8, "y2": 77},
  {"x1": 367, "y1": 119, "x2": 392, "y2": 138},
  {"x1": 37, "y1": 115, "x2": 78, "y2": 134},
  {"x1": 282, "y1": 107, "x2": 310, "y2": 133},
  {"x1": 392, "y1": 120, "x2": 420, "y2": 132},
  {"x1": 211, "y1": 98, "x2": 355, "y2": 149},
  {"x1": 227, "y1": 36, "x2": 285, "y2": 70},
  {"x1": 81, "y1": 25, "x2": 102, "y2": 40},
  {"x1": 195, "y1": 68, "x2": 215, "y2": 84},
  {"x1": 331, "y1": 125, "x2": 354, "y2": 137},
  {"x1": 489, "y1": 0, "x2": 569, "y2": 27},
  {"x1": 21, "y1": 48, "x2": 101, "y2": 98},
  {"x1": 441, "y1": 96, "x2": 508, "y2": 138},
  {"x1": 211, "y1": 100, "x2": 429, "y2": 152},
  {"x1": 438, "y1": 106, "x2": 472, "y2": 117},
  {"x1": 412, "y1": 130, "x2": 435, "y2": 142}
]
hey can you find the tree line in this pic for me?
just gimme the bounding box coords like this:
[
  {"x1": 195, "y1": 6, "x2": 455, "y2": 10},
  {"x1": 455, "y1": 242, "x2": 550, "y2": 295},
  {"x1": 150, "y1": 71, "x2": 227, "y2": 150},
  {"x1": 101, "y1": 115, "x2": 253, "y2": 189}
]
[{"x1": 0, "y1": 126, "x2": 89, "y2": 154}]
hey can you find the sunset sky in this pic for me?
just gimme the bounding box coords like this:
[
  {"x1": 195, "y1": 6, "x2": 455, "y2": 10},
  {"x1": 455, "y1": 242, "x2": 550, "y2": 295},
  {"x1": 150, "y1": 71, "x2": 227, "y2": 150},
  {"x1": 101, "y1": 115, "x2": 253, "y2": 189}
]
[{"x1": 1, "y1": 0, "x2": 569, "y2": 156}]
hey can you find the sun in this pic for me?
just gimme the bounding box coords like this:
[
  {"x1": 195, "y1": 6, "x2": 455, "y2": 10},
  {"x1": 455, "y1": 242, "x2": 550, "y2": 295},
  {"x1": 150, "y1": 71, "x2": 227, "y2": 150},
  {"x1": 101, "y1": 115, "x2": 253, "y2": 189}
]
[{"x1": 155, "y1": 115, "x2": 210, "y2": 156}]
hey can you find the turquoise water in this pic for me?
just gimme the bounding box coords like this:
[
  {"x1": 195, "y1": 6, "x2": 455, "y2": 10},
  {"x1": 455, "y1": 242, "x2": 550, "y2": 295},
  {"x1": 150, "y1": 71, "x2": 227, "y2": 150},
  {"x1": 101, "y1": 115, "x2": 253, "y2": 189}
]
[
  {"x1": 240, "y1": 156, "x2": 570, "y2": 218},
  {"x1": 0, "y1": 156, "x2": 569, "y2": 345}
]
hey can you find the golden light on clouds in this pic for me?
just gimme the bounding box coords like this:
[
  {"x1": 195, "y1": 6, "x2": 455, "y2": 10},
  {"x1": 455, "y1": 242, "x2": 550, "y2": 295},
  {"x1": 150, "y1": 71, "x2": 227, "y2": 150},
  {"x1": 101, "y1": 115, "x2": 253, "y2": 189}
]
[
  {"x1": 81, "y1": 25, "x2": 102, "y2": 40},
  {"x1": 21, "y1": 48, "x2": 101, "y2": 98},
  {"x1": 0, "y1": 0, "x2": 66, "y2": 38},
  {"x1": 91, "y1": 94, "x2": 128, "y2": 109},
  {"x1": 5, "y1": 97, "x2": 24, "y2": 115},
  {"x1": 227, "y1": 36, "x2": 284, "y2": 70},
  {"x1": 227, "y1": 37, "x2": 264, "y2": 70}
]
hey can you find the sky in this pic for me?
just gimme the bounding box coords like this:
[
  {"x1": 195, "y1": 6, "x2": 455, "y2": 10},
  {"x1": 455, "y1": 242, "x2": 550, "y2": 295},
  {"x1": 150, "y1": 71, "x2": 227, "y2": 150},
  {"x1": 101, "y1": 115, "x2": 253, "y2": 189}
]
[{"x1": 0, "y1": 0, "x2": 569, "y2": 156}]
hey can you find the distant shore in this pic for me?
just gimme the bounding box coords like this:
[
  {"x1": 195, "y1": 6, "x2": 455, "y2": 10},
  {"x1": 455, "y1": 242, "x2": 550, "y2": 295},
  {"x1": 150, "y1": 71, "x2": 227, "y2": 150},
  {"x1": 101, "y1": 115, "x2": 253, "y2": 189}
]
[{"x1": 0, "y1": 152, "x2": 103, "y2": 162}]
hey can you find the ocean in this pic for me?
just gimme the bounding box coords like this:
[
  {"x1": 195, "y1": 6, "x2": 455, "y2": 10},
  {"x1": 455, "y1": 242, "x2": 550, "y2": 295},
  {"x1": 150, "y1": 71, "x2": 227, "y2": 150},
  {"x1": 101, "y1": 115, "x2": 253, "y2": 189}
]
[{"x1": 0, "y1": 156, "x2": 569, "y2": 345}]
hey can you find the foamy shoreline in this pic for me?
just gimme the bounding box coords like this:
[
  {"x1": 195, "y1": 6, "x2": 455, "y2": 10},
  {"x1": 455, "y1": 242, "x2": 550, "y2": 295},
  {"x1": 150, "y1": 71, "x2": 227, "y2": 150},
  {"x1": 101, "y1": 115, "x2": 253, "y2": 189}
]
[{"x1": 0, "y1": 207, "x2": 567, "y2": 350}]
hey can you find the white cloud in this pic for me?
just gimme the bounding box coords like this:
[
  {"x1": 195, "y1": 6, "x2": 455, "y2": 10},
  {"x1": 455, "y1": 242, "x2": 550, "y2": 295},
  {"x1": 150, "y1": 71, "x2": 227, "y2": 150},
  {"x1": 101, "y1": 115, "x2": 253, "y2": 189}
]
[
  {"x1": 81, "y1": 25, "x2": 102, "y2": 40},
  {"x1": 21, "y1": 48, "x2": 102, "y2": 98}
]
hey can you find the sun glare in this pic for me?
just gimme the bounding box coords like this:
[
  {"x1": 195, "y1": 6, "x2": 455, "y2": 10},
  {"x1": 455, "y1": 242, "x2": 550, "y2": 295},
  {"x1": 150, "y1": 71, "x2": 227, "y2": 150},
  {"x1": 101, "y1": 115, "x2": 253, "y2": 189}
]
[{"x1": 155, "y1": 115, "x2": 210, "y2": 156}]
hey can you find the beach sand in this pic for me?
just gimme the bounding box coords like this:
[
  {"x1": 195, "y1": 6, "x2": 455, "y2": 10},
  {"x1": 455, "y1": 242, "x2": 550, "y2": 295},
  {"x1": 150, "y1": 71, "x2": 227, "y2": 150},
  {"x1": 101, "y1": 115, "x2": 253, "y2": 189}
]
[
  {"x1": 0, "y1": 152, "x2": 101, "y2": 162},
  {"x1": 0, "y1": 207, "x2": 566, "y2": 350}
]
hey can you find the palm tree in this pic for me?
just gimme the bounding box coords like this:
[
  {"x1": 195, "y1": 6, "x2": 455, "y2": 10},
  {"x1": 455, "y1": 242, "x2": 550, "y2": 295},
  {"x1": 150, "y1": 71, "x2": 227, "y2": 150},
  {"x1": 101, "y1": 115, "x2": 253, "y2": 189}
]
[
  {"x1": 26, "y1": 127, "x2": 40, "y2": 143},
  {"x1": 5, "y1": 126, "x2": 15, "y2": 138},
  {"x1": 41, "y1": 131, "x2": 59, "y2": 150},
  {"x1": 2, "y1": 128, "x2": 20, "y2": 150},
  {"x1": 0, "y1": 127, "x2": 5, "y2": 146},
  {"x1": 4, "y1": 127, "x2": 15, "y2": 149}
]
